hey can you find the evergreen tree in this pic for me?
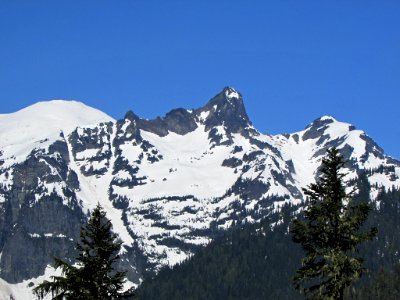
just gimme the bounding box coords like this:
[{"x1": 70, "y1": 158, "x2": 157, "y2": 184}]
[
  {"x1": 34, "y1": 203, "x2": 127, "y2": 299},
  {"x1": 291, "y1": 148, "x2": 376, "y2": 300}
]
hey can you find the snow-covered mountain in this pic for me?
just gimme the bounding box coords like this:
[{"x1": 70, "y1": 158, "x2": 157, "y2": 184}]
[{"x1": 0, "y1": 88, "x2": 399, "y2": 298}]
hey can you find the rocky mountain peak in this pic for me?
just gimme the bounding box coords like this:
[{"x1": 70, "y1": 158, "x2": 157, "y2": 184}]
[
  {"x1": 295, "y1": 115, "x2": 393, "y2": 169},
  {"x1": 195, "y1": 86, "x2": 252, "y2": 134},
  {"x1": 301, "y1": 115, "x2": 341, "y2": 142},
  {"x1": 124, "y1": 110, "x2": 140, "y2": 122},
  {"x1": 120, "y1": 87, "x2": 252, "y2": 137},
  {"x1": 305, "y1": 115, "x2": 336, "y2": 130},
  {"x1": 223, "y1": 86, "x2": 241, "y2": 100},
  {"x1": 1, "y1": 90, "x2": 399, "y2": 298},
  {"x1": 121, "y1": 107, "x2": 198, "y2": 137}
]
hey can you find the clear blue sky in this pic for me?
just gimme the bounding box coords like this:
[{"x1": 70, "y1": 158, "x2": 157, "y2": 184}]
[{"x1": 1, "y1": 1, "x2": 399, "y2": 158}]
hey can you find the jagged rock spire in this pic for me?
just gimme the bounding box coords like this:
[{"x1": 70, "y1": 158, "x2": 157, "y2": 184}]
[
  {"x1": 195, "y1": 86, "x2": 252, "y2": 134},
  {"x1": 120, "y1": 87, "x2": 253, "y2": 137}
]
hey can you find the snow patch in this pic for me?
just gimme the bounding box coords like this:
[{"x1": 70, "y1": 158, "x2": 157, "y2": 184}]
[
  {"x1": 319, "y1": 115, "x2": 336, "y2": 122},
  {"x1": 225, "y1": 88, "x2": 240, "y2": 100},
  {"x1": 0, "y1": 100, "x2": 114, "y2": 167},
  {"x1": 199, "y1": 110, "x2": 210, "y2": 122}
]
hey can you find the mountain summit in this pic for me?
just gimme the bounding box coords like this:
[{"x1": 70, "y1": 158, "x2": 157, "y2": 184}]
[
  {"x1": 0, "y1": 88, "x2": 399, "y2": 299},
  {"x1": 0, "y1": 100, "x2": 114, "y2": 168},
  {"x1": 195, "y1": 86, "x2": 252, "y2": 134},
  {"x1": 121, "y1": 87, "x2": 251, "y2": 137}
]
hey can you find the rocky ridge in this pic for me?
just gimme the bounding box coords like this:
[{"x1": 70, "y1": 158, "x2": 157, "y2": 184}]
[{"x1": 0, "y1": 88, "x2": 399, "y2": 298}]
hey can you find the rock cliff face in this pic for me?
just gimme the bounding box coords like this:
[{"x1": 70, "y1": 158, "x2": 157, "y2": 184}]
[{"x1": 0, "y1": 89, "x2": 399, "y2": 293}]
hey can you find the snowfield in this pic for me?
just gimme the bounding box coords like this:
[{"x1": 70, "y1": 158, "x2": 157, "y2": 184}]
[{"x1": 0, "y1": 91, "x2": 399, "y2": 298}]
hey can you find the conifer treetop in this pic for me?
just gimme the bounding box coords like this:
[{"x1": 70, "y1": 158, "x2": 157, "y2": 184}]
[
  {"x1": 291, "y1": 148, "x2": 377, "y2": 300},
  {"x1": 34, "y1": 203, "x2": 128, "y2": 300}
]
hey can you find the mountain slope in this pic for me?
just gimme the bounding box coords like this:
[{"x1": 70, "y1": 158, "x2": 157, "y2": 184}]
[
  {"x1": 137, "y1": 184, "x2": 400, "y2": 300},
  {"x1": 0, "y1": 88, "x2": 399, "y2": 299},
  {"x1": 0, "y1": 100, "x2": 114, "y2": 167},
  {"x1": 275, "y1": 115, "x2": 400, "y2": 198}
]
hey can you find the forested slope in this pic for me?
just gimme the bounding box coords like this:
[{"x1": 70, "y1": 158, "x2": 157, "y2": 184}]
[{"x1": 138, "y1": 180, "x2": 400, "y2": 300}]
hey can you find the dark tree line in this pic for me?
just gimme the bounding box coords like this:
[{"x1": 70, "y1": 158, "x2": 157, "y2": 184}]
[
  {"x1": 137, "y1": 151, "x2": 400, "y2": 300},
  {"x1": 137, "y1": 203, "x2": 304, "y2": 300},
  {"x1": 32, "y1": 149, "x2": 400, "y2": 300}
]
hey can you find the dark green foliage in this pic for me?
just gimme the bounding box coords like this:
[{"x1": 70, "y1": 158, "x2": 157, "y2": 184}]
[
  {"x1": 34, "y1": 204, "x2": 127, "y2": 299},
  {"x1": 136, "y1": 167, "x2": 399, "y2": 300},
  {"x1": 363, "y1": 187, "x2": 400, "y2": 271},
  {"x1": 137, "y1": 203, "x2": 304, "y2": 300},
  {"x1": 32, "y1": 257, "x2": 81, "y2": 299},
  {"x1": 136, "y1": 185, "x2": 400, "y2": 300},
  {"x1": 291, "y1": 148, "x2": 377, "y2": 299},
  {"x1": 349, "y1": 264, "x2": 400, "y2": 300},
  {"x1": 346, "y1": 184, "x2": 400, "y2": 299}
]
